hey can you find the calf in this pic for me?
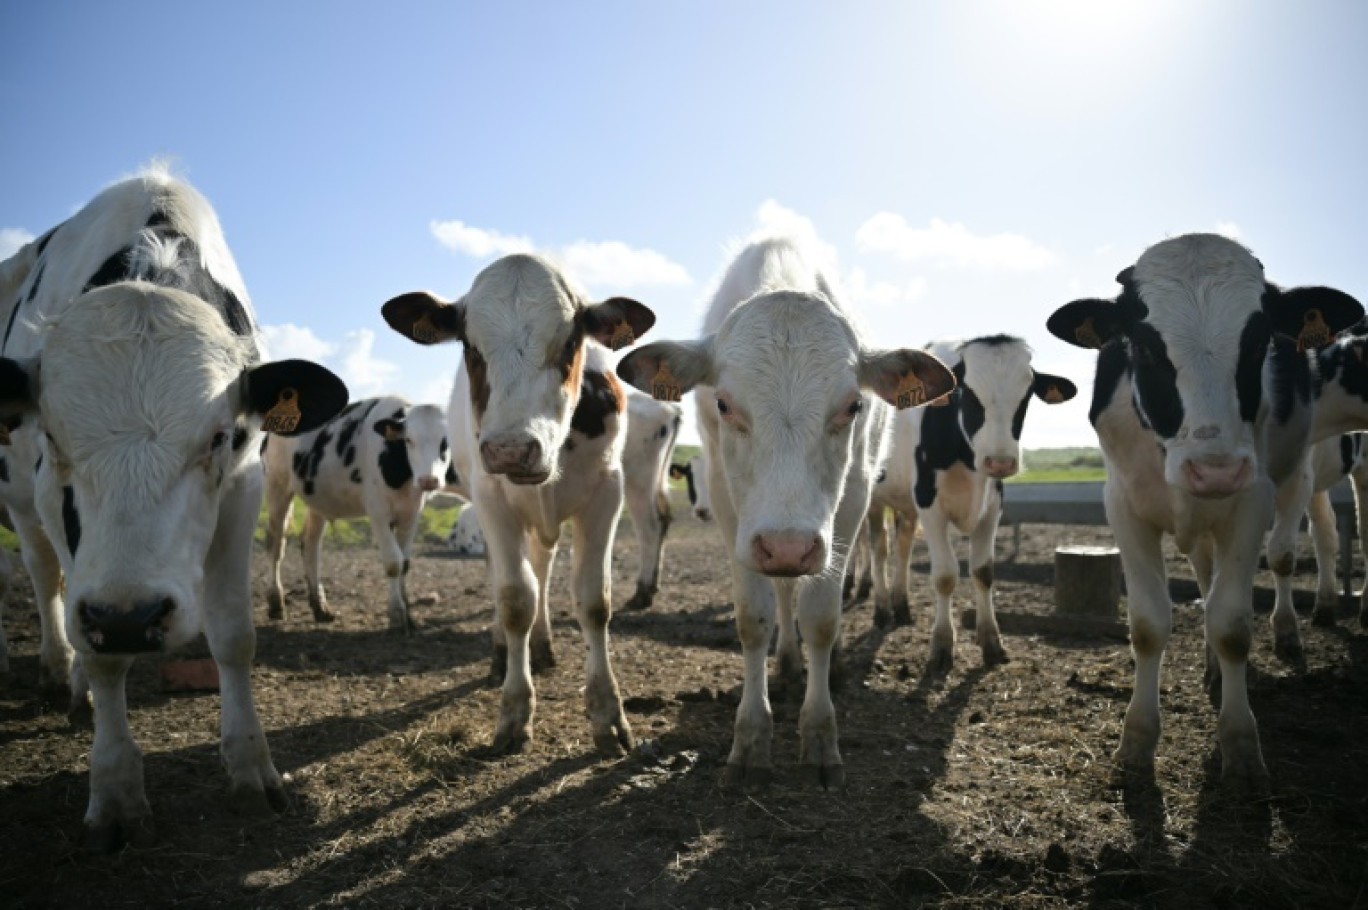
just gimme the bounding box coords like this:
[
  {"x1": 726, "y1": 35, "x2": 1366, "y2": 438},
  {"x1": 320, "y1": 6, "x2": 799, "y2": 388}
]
[
  {"x1": 382, "y1": 254, "x2": 655, "y2": 755},
  {"x1": 1047, "y1": 232, "x2": 1363, "y2": 787},
  {"x1": 621, "y1": 387, "x2": 683, "y2": 610},
  {"x1": 669, "y1": 452, "x2": 713, "y2": 521},
  {"x1": 263, "y1": 395, "x2": 451, "y2": 632},
  {"x1": 0, "y1": 170, "x2": 346, "y2": 849},
  {"x1": 617, "y1": 236, "x2": 955, "y2": 787},
  {"x1": 448, "y1": 504, "x2": 487, "y2": 557},
  {"x1": 866, "y1": 336, "x2": 1076, "y2": 672}
]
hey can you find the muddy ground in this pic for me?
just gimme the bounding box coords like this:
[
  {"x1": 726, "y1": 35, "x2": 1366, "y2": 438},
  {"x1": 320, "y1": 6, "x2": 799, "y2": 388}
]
[{"x1": 2, "y1": 498, "x2": 1367, "y2": 909}]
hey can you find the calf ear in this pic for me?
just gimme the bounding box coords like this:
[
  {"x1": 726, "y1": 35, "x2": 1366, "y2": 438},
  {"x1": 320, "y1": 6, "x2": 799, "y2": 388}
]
[
  {"x1": 616, "y1": 339, "x2": 714, "y2": 402},
  {"x1": 373, "y1": 418, "x2": 406, "y2": 442},
  {"x1": 1032, "y1": 372, "x2": 1078, "y2": 404},
  {"x1": 240, "y1": 359, "x2": 349, "y2": 437},
  {"x1": 1265, "y1": 285, "x2": 1364, "y2": 351},
  {"x1": 0, "y1": 357, "x2": 39, "y2": 417},
  {"x1": 381, "y1": 291, "x2": 466, "y2": 345},
  {"x1": 860, "y1": 349, "x2": 956, "y2": 409},
  {"x1": 583, "y1": 297, "x2": 657, "y2": 351},
  {"x1": 1046, "y1": 299, "x2": 1124, "y2": 349}
]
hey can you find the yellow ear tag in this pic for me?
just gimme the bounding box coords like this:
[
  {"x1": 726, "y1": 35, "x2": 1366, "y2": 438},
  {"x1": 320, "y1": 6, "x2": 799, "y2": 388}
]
[
  {"x1": 1297, "y1": 308, "x2": 1330, "y2": 352},
  {"x1": 262, "y1": 387, "x2": 302, "y2": 434},
  {"x1": 610, "y1": 322, "x2": 635, "y2": 351},
  {"x1": 383, "y1": 423, "x2": 404, "y2": 443},
  {"x1": 411, "y1": 313, "x2": 440, "y2": 344},
  {"x1": 0, "y1": 424, "x2": 10, "y2": 446},
  {"x1": 1075, "y1": 316, "x2": 1103, "y2": 349},
  {"x1": 650, "y1": 361, "x2": 682, "y2": 403},
  {"x1": 1044, "y1": 384, "x2": 1065, "y2": 404},
  {"x1": 895, "y1": 371, "x2": 928, "y2": 409}
]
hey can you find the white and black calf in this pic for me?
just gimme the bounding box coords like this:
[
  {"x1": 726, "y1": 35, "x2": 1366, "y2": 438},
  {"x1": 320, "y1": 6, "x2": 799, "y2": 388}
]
[
  {"x1": 383, "y1": 253, "x2": 655, "y2": 756},
  {"x1": 617, "y1": 236, "x2": 955, "y2": 788},
  {"x1": 263, "y1": 395, "x2": 450, "y2": 632},
  {"x1": 620, "y1": 388, "x2": 683, "y2": 610},
  {"x1": 1047, "y1": 232, "x2": 1363, "y2": 787},
  {"x1": 669, "y1": 452, "x2": 713, "y2": 522},
  {"x1": 448, "y1": 504, "x2": 487, "y2": 557},
  {"x1": 0, "y1": 171, "x2": 347, "y2": 849},
  {"x1": 866, "y1": 336, "x2": 1076, "y2": 672}
]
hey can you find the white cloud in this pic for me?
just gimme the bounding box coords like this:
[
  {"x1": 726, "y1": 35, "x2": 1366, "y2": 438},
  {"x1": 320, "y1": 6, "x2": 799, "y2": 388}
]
[
  {"x1": 844, "y1": 266, "x2": 928, "y2": 308},
  {"x1": 418, "y1": 370, "x2": 454, "y2": 407},
  {"x1": 259, "y1": 324, "x2": 399, "y2": 400},
  {"x1": 0, "y1": 227, "x2": 35, "y2": 261},
  {"x1": 429, "y1": 219, "x2": 689, "y2": 290},
  {"x1": 1214, "y1": 220, "x2": 1242, "y2": 240},
  {"x1": 751, "y1": 199, "x2": 840, "y2": 273},
  {"x1": 559, "y1": 240, "x2": 690, "y2": 287},
  {"x1": 429, "y1": 219, "x2": 532, "y2": 258},
  {"x1": 856, "y1": 214, "x2": 1057, "y2": 270}
]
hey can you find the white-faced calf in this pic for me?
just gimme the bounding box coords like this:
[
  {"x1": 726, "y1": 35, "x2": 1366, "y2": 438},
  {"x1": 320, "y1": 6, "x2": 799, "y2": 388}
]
[
  {"x1": 620, "y1": 387, "x2": 683, "y2": 610},
  {"x1": 263, "y1": 395, "x2": 451, "y2": 633}
]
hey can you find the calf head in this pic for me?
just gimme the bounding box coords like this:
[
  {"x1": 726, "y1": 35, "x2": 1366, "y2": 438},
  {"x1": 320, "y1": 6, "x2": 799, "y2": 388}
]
[
  {"x1": 1048, "y1": 233, "x2": 1361, "y2": 498},
  {"x1": 669, "y1": 452, "x2": 713, "y2": 520},
  {"x1": 619, "y1": 290, "x2": 954, "y2": 577},
  {"x1": 949, "y1": 336, "x2": 1077, "y2": 479},
  {"x1": 374, "y1": 403, "x2": 450, "y2": 492},
  {"x1": 382, "y1": 254, "x2": 654, "y2": 485},
  {"x1": 0, "y1": 285, "x2": 346, "y2": 655}
]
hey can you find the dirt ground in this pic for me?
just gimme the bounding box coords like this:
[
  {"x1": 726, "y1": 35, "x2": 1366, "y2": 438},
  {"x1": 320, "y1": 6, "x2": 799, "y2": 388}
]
[{"x1": 2, "y1": 497, "x2": 1367, "y2": 909}]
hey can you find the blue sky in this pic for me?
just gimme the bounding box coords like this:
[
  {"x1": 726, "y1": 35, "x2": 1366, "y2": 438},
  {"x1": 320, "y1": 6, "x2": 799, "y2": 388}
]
[{"x1": 3, "y1": 1, "x2": 1366, "y2": 447}]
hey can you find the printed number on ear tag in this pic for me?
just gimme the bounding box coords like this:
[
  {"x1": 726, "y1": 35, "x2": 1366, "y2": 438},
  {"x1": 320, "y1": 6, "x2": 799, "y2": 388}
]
[
  {"x1": 895, "y1": 372, "x2": 927, "y2": 409},
  {"x1": 1075, "y1": 317, "x2": 1103, "y2": 349},
  {"x1": 262, "y1": 388, "x2": 303, "y2": 434},
  {"x1": 610, "y1": 322, "x2": 636, "y2": 351},
  {"x1": 650, "y1": 362, "x2": 682, "y2": 402},
  {"x1": 1297, "y1": 309, "x2": 1330, "y2": 352},
  {"x1": 411, "y1": 314, "x2": 439, "y2": 343}
]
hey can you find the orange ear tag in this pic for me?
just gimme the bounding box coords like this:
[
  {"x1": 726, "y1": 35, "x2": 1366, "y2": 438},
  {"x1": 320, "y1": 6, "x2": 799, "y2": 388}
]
[
  {"x1": 895, "y1": 371, "x2": 927, "y2": 409},
  {"x1": 411, "y1": 313, "x2": 440, "y2": 344},
  {"x1": 1297, "y1": 308, "x2": 1330, "y2": 352},
  {"x1": 650, "y1": 362, "x2": 682, "y2": 403},
  {"x1": 610, "y1": 322, "x2": 636, "y2": 351},
  {"x1": 1044, "y1": 384, "x2": 1065, "y2": 404},
  {"x1": 1075, "y1": 317, "x2": 1103, "y2": 349},
  {"x1": 262, "y1": 388, "x2": 303, "y2": 434}
]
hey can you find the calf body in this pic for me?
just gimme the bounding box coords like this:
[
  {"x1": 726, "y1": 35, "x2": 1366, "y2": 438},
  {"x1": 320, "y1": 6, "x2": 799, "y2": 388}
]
[
  {"x1": 0, "y1": 171, "x2": 346, "y2": 848},
  {"x1": 263, "y1": 396, "x2": 451, "y2": 632},
  {"x1": 383, "y1": 254, "x2": 655, "y2": 755},
  {"x1": 618, "y1": 237, "x2": 954, "y2": 787},
  {"x1": 1048, "y1": 232, "x2": 1363, "y2": 786},
  {"x1": 867, "y1": 337, "x2": 1076, "y2": 672},
  {"x1": 621, "y1": 388, "x2": 682, "y2": 610}
]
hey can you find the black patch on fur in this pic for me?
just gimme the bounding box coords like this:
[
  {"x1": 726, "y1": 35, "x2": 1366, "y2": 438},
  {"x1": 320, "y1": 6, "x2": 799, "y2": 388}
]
[
  {"x1": 914, "y1": 394, "x2": 977, "y2": 510},
  {"x1": 1089, "y1": 341, "x2": 1130, "y2": 426},
  {"x1": 444, "y1": 463, "x2": 459, "y2": 486},
  {"x1": 680, "y1": 463, "x2": 698, "y2": 504},
  {"x1": 62, "y1": 486, "x2": 81, "y2": 555},
  {"x1": 231, "y1": 425, "x2": 249, "y2": 452},
  {"x1": 34, "y1": 226, "x2": 57, "y2": 257},
  {"x1": 570, "y1": 371, "x2": 624, "y2": 439},
  {"x1": 344, "y1": 446, "x2": 357, "y2": 467},
  {"x1": 0, "y1": 456, "x2": 8, "y2": 483},
  {"x1": 1340, "y1": 434, "x2": 1359, "y2": 477},
  {"x1": 1010, "y1": 391, "x2": 1031, "y2": 440},
  {"x1": 1235, "y1": 312, "x2": 1272, "y2": 423},
  {"x1": 350, "y1": 468, "x2": 363, "y2": 484},
  {"x1": 34, "y1": 452, "x2": 42, "y2": 474},
  {"x1": 1126, "y1": 321, "x2": 1184, "y2": 439},
  {"x1": 83, "y1": 245, "x2": 133, "y2": 292},
  {"x1": 379, "y1": 440, "x2": 413, "y2": 490},
  {"x1": 294, "y1": 428, "x2": 334, "y2": 496},
  {"x1": 440, "y1": 437, "x2": 449, "y2": 460},
  {"x1": 26, "y1": 262, "x2": 44, "y2": 302},
  {"x1": 1267, "y1": 333, "x2": 1311, "y2": 426}
]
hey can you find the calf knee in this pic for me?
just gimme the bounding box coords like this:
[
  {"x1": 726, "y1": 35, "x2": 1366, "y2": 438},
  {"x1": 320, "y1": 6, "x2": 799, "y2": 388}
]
[
  {"x1": 1129, "y1": 616, "x2": 1168, "y2": 659},
  {"x1": 498, "y1": 585, "x2": 535, "y2": 636},
  {"x1": 972, "y1": 564, "x2": 993, "y2": 590},
  {"x1": 934, "y1": 574, "x2": 956, "y2": 597}
]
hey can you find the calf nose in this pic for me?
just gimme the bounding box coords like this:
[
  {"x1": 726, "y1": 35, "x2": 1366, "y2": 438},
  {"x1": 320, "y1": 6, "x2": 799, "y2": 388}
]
[
  {"x1": 1182, "y1": 455, "x2": 1252, "y2": 499},
  {"x1": 751, "y1": 530, "x2": 823, "y2": 577},
  {"x1": 417, "y1": 475, "x2": 440, "y2": 492},
  {"x1": 480, "y1": 439, "x2": 543, "y2": 477},
  {"x1": 982, "y1": 456, "x2": 1019, "y2": 478},
  {"x1": 695, "y1": 507, "x2": 713, "y2": 522},
  {"x1": 79, "y1": 597, "x2": 175, "y2": 653}
]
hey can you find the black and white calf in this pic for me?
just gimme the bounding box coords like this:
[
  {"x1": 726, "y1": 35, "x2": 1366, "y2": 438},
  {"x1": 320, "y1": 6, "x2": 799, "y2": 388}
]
[
  {"x1": 263, "y1": 395, "x2": 451, "y2": 632},
  {"x1": 620, "y1": 387, "x2": 683, "y2": 610},
  {"x1": 0, "y1": 170, "x2": 347, "y2": 849},
  {"x1": 669, "y1": 452, "x2": 713, "y2": 521},
  {"x1": 1047, "y1": 232, "x2": 1364, "y2": 787},
  {"x1": 866, "y1": 336, "x2": 1076, "y2": 672},
  {"x1": 617, "y1": 236, "x2": 955, "y2": 787},
  {"x1": 383, "y1": 254, "x2": 655, "y2": 756}
]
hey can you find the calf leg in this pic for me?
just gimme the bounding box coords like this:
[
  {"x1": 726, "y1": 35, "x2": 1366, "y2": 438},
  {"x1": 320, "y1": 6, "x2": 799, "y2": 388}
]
[
  {"x1": 264, "y1": 490, "x2": 293, "y2": 621},
  {"x1": 866, "y1": 507, "x2": 894, "y2": 626},
  {"x1": 0, "y1": 541, "x2": 11, "y2": 673},
  {"x1": 529, "y1": 535, "x2": 558, "y2": 673},
  {"x1": 483, "y1": 496, "x2": 539, "y2": 753},
  {"x1": 722, "y1": 566, "x2": 777, "y2": 787},
  {"x1": 373, "y1": 509, "x2": 416, "y2": 634},
  {"x1": 570, "y1": 479, "x2": 633, "y2": 756},
  {"x1": 82, "y1": 654, "x2": 152, "y2": 852},
  {"x1": 891, "y1": 507, "x2": 919, "y2": 626},
  {"x1": 622, "y1": 478, "x2": 667, "y2": 611},
  {"x1": 1306, "y1": 489, "x2": 1341, "y2": 626},
  {"x1": 774, "y1": 578, "x2": 803, "y2": 687},
  {"x1": 11, "y1": 511, "x2": 79, "y2": 711},
  {"x1": 922, "y1": 509, "x2": 959, "y2": 676},
  {"x1": 1351, "y1": 462, "x2": 1368, "y2": 627},
  {"x1": 1266, "y1": 467, "x2": 1310, "y2": 660},
  {"x1": 300, "y1": 509, "x2": 333, "y2": 622},
  {"x1": 969, "y1": 498, "x2": 1007, "y2": 666}
]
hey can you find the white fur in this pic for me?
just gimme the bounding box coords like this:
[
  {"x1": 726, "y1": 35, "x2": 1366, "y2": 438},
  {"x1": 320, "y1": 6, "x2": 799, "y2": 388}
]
[
  {"x1": 447, "y1": 505, "x2": 486, "y2": 557},
  {"x1": 620, "y1": 387, "x2": 682, "y2": 610}
]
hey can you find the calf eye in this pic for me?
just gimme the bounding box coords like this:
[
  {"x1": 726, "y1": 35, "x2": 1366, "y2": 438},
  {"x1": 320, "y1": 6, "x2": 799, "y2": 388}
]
[
  {"x1": 717, "y1": 398, "x2": 730, "y2": 415},
  {"x1": 211, "y1": 431, "x2": 228, "y2": 450},
  {"x1": 847, "y1": 400, "x2": 864, "y2": 417}
]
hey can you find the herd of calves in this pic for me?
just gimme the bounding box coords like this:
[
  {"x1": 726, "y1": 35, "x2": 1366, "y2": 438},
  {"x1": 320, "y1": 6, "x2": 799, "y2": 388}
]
[{"x1": 2, "y1": 168, "x2": 1367, "y2": 852}]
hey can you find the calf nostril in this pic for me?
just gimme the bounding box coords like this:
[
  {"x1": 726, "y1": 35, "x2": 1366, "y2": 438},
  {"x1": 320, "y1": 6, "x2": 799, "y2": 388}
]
[{"x1": 153, "y1": 598, "x2": 175, "y2": 620}]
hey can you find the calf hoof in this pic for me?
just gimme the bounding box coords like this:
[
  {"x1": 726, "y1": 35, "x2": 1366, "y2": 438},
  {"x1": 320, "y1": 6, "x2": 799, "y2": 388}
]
[
  {"x1": 388, "y1": 613, "x2": 414, "y2": 635},
  {"x1": 1311, "y1": 603, "x2": 1339, "y2": 628},
  {"x1": 924, "y1": 644, "x2": 953, "y2": 679},
  {"x1": 308, "y1": 595, "x2": 334, "y2": 623},
  {"x1": 490, "y1": 726, "x2": 530, "y2": 756},
  {"x1": 623, "y1": 584, "x2": 654, "y2": 612},
  {"x1": 592, "y1": 717, "x2": 634, "y2": 757},
  {"x1": 873, "y1": 603, "x2": 893, "y2": 628},
  {"x1": 83, "y1": 813, "x2": 156, "y2": 854},
  {"x1": 266, "y1": 591, "x2": 284, "y2": 621},
  {"x1": 1219, "y1": 754, "x2": 1272, "y2": 797},
  {"x1": 67, "y1": 693, "x2": 94, "y2": 729},
  {"x1": 798, "y1": 761, "x2": 846, "y2": 791},
  {"x1": 720, "y1": 762, "x2": 772, "y2": 790},
  {"x1": 892, "y1": 600, "x2": 913, "y2": 626},
  {"x1": 981, "y1": 640, "x2": 1009, "y2": 667},
  {"x1": 229, "y1": 780, "x2": 290, "y2": 815},
  {"x1": 856, "y1": 578, "x2": 873, "y2": 602},
  {"x1": 1272, "y1": 630, "x2": 1304, "y2": 664},
  {"x1": 489, "y1": 647, "x2": 508, "y2": 686},
  {"x1": 530, "y1": 639, "x2": 556, "y2": 674},
  {"x1": 37, "y1": 663, "x2": 71, "y2": 697}
]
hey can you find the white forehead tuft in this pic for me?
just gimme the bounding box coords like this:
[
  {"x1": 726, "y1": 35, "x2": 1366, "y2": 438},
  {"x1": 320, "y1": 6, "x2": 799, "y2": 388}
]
[
  {"x1": 462, "y1": 254, "x2": 580, "y2": 352},
  {"x1": 1133, "y1": 234, "x2": 1266, "y2": 353},
  {"x1": 958, "y1": 337, "x2": 1034, "y2": 400}
]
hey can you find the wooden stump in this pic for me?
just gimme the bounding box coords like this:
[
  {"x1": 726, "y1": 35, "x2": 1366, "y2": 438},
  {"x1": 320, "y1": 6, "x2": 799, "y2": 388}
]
[{"x1": 1054, "y1": 545, "x2": 1121, "y2": 618}]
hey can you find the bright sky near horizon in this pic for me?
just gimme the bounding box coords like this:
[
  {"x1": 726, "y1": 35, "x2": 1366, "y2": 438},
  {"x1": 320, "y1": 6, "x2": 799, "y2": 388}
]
[{"x1": 2, "y1": 1, "x2": 1366, "y2": 449}]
